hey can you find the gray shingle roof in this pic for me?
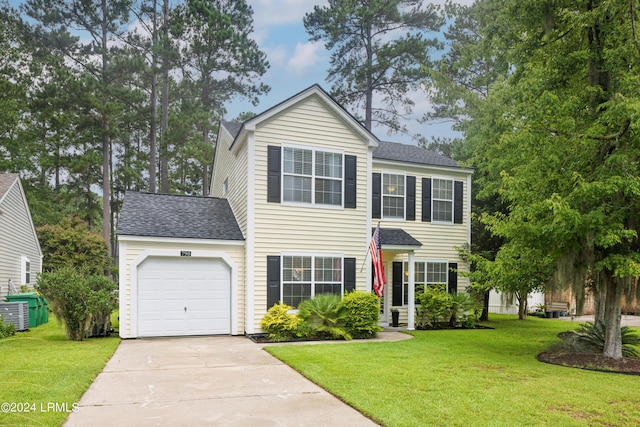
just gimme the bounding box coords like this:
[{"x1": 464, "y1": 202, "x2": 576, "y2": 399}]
[
  {"x1": 375, "y1": 227, "x2": 422, "y2": 247},
  {"x1": 117, "y1": 192, "x2": 244, "y2": 241},
  {"x1": 221, "y1": 120, "x2": 243, "y2": 139},
  {"x1": 373, "y1": 141, "x2": 460, "y2": 168}
]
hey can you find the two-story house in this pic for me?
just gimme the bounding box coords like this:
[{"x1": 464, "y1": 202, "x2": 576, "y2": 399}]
[{"x1": 117, "y1": 85, "x2": 472, "y2": 338}]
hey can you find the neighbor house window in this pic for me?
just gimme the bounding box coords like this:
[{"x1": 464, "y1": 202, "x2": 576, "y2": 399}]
[
  {"x1": 283, "y1": 146, "x2": 343, "y2": 206},
  {"x1": 282, "y1": 255, "x2": 342, "y2": 308},
  {"x1": 21, "y1": 256, "x2": 31, "y2": 285},
  {"x1": 432, "y1": 178, "x2": 454, "y2": 222},
  {"x1": 403, "y1": 260, "x2": 448, "y2": 305},
  {"x1": 383, "y1": 173, "x2": 405, "y2": 218}
]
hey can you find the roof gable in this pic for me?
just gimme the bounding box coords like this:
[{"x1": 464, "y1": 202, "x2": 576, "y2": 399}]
[
  {"x1": 0, "y1": 173, "x2": 18, "y2": 203},
  {"x1": 226, "y1": 84, "x2": 380, "y2": 152},
  {"x1": 117, "y1": 192, "x2": 244, "y2": 241}
]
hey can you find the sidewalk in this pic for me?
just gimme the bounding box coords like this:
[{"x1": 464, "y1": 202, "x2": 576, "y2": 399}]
[{"x1": 558, "y1": 314, "x2": 640, "y2": 327}]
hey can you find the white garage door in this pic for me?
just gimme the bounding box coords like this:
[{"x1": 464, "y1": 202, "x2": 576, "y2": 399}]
[{"x1": 137, "y1": 257, "x2": 231, "y2": 337}]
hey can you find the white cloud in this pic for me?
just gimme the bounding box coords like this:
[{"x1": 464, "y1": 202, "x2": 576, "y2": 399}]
[
  {"x1": 287, "y1": 41, "x2": 324, "y2": 75},
  {"x1": 249, "y1": 0, "x2": 327, "y2": 27}
]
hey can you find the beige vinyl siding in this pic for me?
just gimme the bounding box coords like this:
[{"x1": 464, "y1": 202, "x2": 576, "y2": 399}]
[
  {"x1": 118, "y1": 239, "x2": 245, "y2": 337},
  {"x1": 211, "y1": 129, "x2": 249, "y2": 234},
  {"x1": 251, "y1": 95, "x2": 371, "y2": 329},
  {"x1": 374, "y1": 162, "x2": 471, "y2": 324},
  {"x1": 0, "y1": 179, "x2": 42, "y2": 297}
]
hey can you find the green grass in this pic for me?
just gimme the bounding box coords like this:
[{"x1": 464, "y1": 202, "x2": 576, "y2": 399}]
[
  {"x1": 266, "y1": 315, "x2": 640, "y2": 427},
  {"x1": 0, "y1": 313, "x2": 120, "y2": 427}
]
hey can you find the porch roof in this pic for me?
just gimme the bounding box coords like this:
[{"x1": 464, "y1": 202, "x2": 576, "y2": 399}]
[{"x1": 374, "y1": 227, "x2": 422, "y2": 250}]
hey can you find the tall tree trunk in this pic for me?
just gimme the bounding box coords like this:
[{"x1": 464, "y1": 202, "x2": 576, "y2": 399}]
[
  {"x1": 149, "y1": 0, "x2": 158, "y2": 193},
  {"x1": 364, "y1": 23, "x2": 373, "y2": 131},
  {"x1": 480, "y1": 290, "x2": 490, "y2": 321},
  {"x1": 101, "y1": 0, "x2": 111, "y2": 257},
  {"x1": 602, "y1": 275, "x2": 623, "y2": 359},
  {"x1": 160, "y1": 0, "x2": 169, "y2": 193}
]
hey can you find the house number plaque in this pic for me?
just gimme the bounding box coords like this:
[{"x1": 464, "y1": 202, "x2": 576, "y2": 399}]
[{"x1": 180, "y1": 251, "x2": 192, "y2": 257}]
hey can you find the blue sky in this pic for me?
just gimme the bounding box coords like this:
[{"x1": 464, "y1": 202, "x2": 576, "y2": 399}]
[{"x1": 233, "y1": 0, "x2": 471, "y2": 144}]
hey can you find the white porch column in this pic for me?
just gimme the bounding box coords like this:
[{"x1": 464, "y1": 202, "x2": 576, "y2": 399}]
[{"x1": 407, "y1": 251, "x2": 415, "y2": 330}]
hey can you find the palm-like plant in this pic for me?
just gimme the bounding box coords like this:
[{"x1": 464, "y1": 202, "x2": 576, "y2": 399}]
[
  {"x1": 571, "y1": 321, "x2": 640, "y2": 358},
  {"x1": 298, "y1": 294, "x2": 351, "y2": 340}
]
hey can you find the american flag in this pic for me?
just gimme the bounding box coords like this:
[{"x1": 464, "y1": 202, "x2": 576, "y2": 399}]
[{"x1": 370, "y1": 223, "x2": 386, "y2": 297}]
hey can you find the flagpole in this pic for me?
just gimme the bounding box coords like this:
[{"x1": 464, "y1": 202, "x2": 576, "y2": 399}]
[{"x1": 360, "y1": 221, "x2": 380, "y2": 272}]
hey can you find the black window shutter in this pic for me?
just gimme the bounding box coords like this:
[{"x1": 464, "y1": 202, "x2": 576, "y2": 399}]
[
  {"x1": 267, "y1": 146, "x2": 281, "y2": 203},
  {"x1": 454, "y1": 181, "x2": 463, "y2": 224},
  {"x1": 448, "y1": 263, "x2": 458, "y2": 294},
  {"x1": 392, "y1": 261, "x2": 403, "y2": 306},
  {"x1": 344, "y1": 155, "x2": 357, "y2": 209},
  {"x1": 372, "y1": 172, "x2": 381, "y2": 219},
  {"x1": 406, "y1": 176, "x2": 416, "y2": 220},
  {"x1": 344, "y1": 257, "x2": 356, "y2": 293},
  {"x1": 266, "y1": 255, "x2": 281, "y2": 308},
  {"x1": 422, "y1": 178, "x2": 431, "y2": 222}
]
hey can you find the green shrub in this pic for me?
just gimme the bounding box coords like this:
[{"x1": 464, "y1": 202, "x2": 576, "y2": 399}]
[
  {"x1": 0, "y1": 316, "x2": 16, "y2": 338},
  {"x1": 415, "y1": 284, "x2": 451, "y2": 329},
  {"x1": 36, "y1": 267, "x2": 117, "y2": 341},
  {"x1": 260, "y1": 303, "x2": 303, "y2": 342},
  {"x1": 298, "y1": 293, "x2": 351, "y2": 340},
  {"x1": 341, "y1": 291, "x2": 382, "y2": 339}
]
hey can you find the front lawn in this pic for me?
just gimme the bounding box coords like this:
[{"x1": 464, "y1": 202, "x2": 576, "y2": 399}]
[
  {"x1": 266, "y1": 315, "x2": 640, "y2": 427},
  {"x1": 0, "y1": 313, "x2": 120, "y2": 427}
]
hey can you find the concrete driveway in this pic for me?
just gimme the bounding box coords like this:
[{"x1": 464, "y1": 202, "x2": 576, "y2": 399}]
[{"x1": 63, "y1": 336, "x2": 383, "y2": 427}]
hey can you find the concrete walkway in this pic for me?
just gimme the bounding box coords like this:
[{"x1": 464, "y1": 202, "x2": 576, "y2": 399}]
[{"x1": 63, "y1": 333, "x2": 411, "y2": 427}]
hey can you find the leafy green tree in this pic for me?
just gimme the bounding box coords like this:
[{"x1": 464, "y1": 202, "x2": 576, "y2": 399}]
[
  {"x1": 469, "y1": 0, "x2": 640, "y2": 359},
  {"x1": 304, "y1": 0, "x2": 443, "y2": 134},
  {"x1": 25, "y1": 0, "x2": 135, "y2": 256}
]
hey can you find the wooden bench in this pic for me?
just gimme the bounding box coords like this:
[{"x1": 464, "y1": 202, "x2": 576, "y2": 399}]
[{"x1": 545, "y1": 301, "x2": 569, "y2": 316}]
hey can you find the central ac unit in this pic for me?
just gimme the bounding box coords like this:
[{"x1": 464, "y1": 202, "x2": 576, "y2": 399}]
[{"x1": 0, "y1": 301, "x2": 29, "y2": 331}]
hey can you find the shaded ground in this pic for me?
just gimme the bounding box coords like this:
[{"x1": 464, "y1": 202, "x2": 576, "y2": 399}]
[{"x1": 538, "y1": 351, "x2": 640, "y2": 375}]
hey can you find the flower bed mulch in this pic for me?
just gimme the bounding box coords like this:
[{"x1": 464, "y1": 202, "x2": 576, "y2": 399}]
[{"x1": 537, "y1": 351, "x2": 640, "y2": 375}]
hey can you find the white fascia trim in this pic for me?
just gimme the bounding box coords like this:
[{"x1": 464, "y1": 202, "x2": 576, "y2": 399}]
[
  {"x1": 383, "y1": 245, "x2": 422, "y2": 252},
  {"x1": 13, "y1": 178, "x2": 44, "y2": 259},
  {"x1": 245, "y1": 132, "x2": 256, "y2": 334},
  {"x1": 373, "y1": 159, "x2": 474, "y2": 175},
  {"x1": 116, "y1": 235, "x2": 245, "y2": 247},
  {"x1": 118, "y1": 241, "x2": 128, "y2": 338},
  {"x1": 127, "y1": 248, "x2": 239, "y2": 338}
]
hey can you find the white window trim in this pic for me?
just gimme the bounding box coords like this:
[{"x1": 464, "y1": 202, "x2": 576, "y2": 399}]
[
  {"x1": 222, "y1": 177, "x2": 229, "y2": 196},
  {"x1": 281, "y1": 143, "x2": 345, "y2": 209},
  {"x1": 402, "y1": 258, "x2": 450, "y2": 306},
  {"x1": 20, "y1": 256, "x2": 31, "y2": 286},
  {"x1": 280, "y1": 252, "x2": 345, "y2": 307},
  {"x1": 431, "y1": 176, "x2": 455, "y2": 225},
  {"x1": 381, "y1": 171, "x2": 406, "y2": 221}
]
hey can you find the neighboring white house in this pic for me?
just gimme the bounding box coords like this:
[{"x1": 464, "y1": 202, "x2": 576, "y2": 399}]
[
  {"x1": 488, "y1": 290, "x2": 545, "y2": 315},
  {"x1": 0, "y1": 173, "x2": 43, "y2": 298},
  {"x1": 117, "y1": 85, "x2": 473, "y2": 338}
]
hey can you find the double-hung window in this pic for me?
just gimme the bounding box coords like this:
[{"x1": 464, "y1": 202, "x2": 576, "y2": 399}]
[
  {"x1": 403, "y1": 260, "x2": 448, "y2": 305},
  {"x1": 383, "y1": 173, "x2": 405, "y2": 219},
  {"x1": 282, "y1": 146, "x2": 343, "y2": 206},
  {"x1": 432, "y1": 178, "x2": 454, "y2": 222},
  {"x1": 282, "y1": 255, "x2": 343, "y2": 308}
]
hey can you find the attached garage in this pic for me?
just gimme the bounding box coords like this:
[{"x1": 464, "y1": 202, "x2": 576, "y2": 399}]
[
  {"x1": 137, "y1": 257, "x2": 231, "y2": 337},
  {"x1": 117, "y1": 192, "x2": 245, "y2": 339}
]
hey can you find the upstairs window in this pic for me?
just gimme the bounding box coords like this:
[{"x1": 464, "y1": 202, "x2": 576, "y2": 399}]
[
  {"x1": 383, "y1": 173, "x2": 405, "y2": 219},
  {"x1": 432, "y1": 178, "x2": 453, "y2": 222},
  {"x1": 283, "y1": 146, "x2": 343, "y2": 206}
]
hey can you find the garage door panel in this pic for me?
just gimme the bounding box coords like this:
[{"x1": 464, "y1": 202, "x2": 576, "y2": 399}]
[{"x1": 137, "y1": 257, "x2": 231, "y2": 337}]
